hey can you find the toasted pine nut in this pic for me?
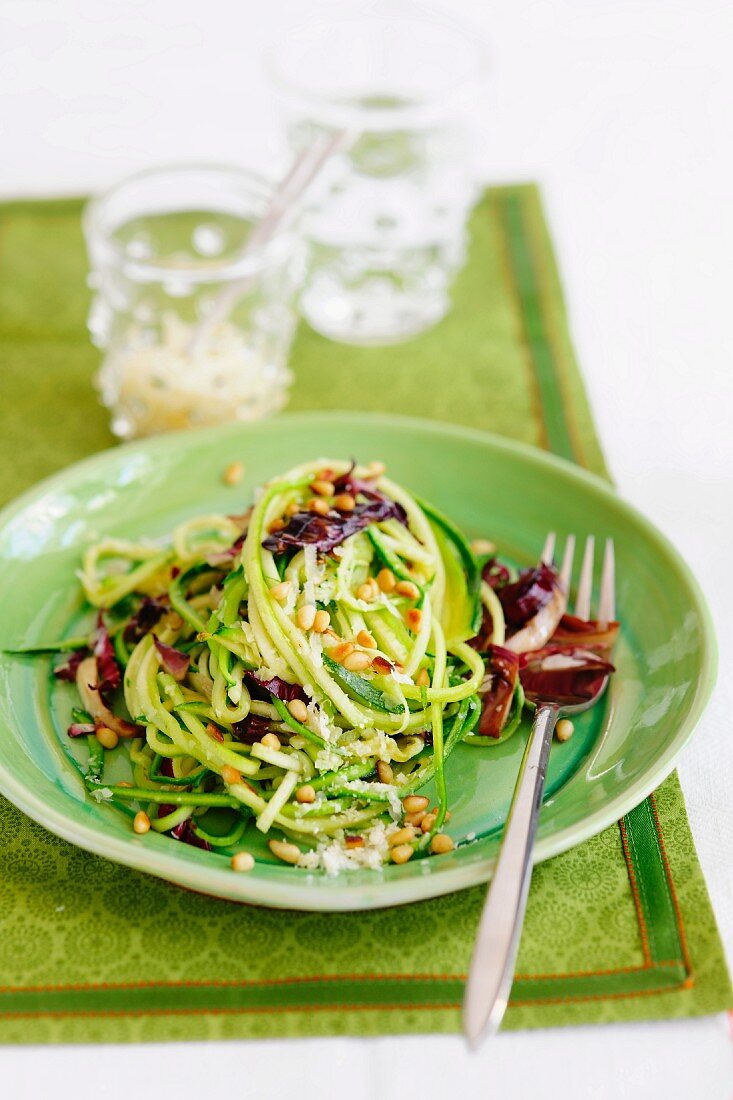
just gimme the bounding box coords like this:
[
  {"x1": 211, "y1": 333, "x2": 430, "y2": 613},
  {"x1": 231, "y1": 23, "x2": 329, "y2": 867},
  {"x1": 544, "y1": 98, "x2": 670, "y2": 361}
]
[
  {"x1": 270, "y1": 580, "x2": 292, "y2": 603},
  {"x1": 231, "y1": 851, "x2": 255, "y2": 872},
  {"x1": 307, "y1": 497, "x2": 330, "y2": 515},
  {"x1": 343, "y1": 649, "x2": 372, "y2": 672},
  {"x1": 206, "y1": 722, "x2": 225, "y2": 742},
  {"x1": 371, "y1": 655, "x2": 393, "y2": 675},
  {"x1": 421, "y1": 812, "x2": 438, "y2": 834},
  {"x1": 391, "y1": 843, "x2": 414, "y2": 864},
  {"x1": 404, "y1": 810, "x2": 427, "y2": 827},
  {"x1": 363, "y1": 461, "x2": 386, "y2": 479},
  {"x1": 221, "y1": 765, "x2": 242, "y2": 785},
  {"x1": 269, "y1": 838, "x2": 301, "y2": 865},
  {"x1": 376, "y1": 568, "x2": 396, "y2": 592},
  {"x1": 313, "y1": 609, "x2": 330, "y2": 633},
  {"x1": 95, "y1": 725, "x2": 118, "y2": 750},
  {"x1": 296, "y1": 784, "x2": 316, "y2": 804},
  {"x1": 331, "y1": 641, "x2": 355, "y2": 662},
  {"x1": 222, "y1": 461, "x2": 244, "y2": 486},
  {"x1": 268, "y1": 518, "x2": 285, "y2": 533},
  {"x1": 357, "y1": 629, "x2": 377, "y2": 649},
  {"x1": 310, "y1": 479, "x2": 335, "y2": 497},
  {"x1": 334, "y1": 492, "x2": 355, "y2": 512},
  {"x1": 471, "y1": 538, "x2": 496, "y2": 556},
  {"x1": 287, "y1": 700, "x2": 308, "y2": 724},
  {"x1": 389, "y1": 826, "x2": 416, "y2": 848},
  {"x1": 415, "y1": 667, "x2": 430, "y2": 687},
  {"x1": 376, "y1": 760, "x2": 394, "y2": 784},
  {"x1": 345, "y1": 834, "x2": 365, "y2": 849},
  {"x1": 406, "y1": 608, "x2": 422, "y2": 632},
  {"x1": 403, "y1": 794, "x2": 429, "y2": 814},
  {"x1": 356, "y1": 581, "x2": 376, "y2": 603},
  {"x1": 133, "y1": 811, "x2": 150, "y2": 835},
  {"x1": 296, "y1": 604, "x2": 317, "y2": 630},
  {"x1": 395, "y1": 580, "x2": 419, "y2": 599},
  {"x1": 261, "y1": 732, "x2": 282, "y2": 750},
  {"x1": 556, "y1": 718, "x2": 574, "y2": 742},
  {"x1": 430, "y1": 833, "x2": 454, "y2": 855}
]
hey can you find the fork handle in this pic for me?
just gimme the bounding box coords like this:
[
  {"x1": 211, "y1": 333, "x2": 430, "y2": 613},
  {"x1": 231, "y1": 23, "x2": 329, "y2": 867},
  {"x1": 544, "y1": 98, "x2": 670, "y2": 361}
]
[{"x1": 463, "y1": 704, "x2": 558, "y2": 1047}]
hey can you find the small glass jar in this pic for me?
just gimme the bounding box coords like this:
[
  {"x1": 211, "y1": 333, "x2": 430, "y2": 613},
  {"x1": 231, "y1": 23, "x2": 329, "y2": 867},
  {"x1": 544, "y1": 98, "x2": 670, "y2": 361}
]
[{"x1": 83, "y1": 164, "x2": 306, "y2": 439}]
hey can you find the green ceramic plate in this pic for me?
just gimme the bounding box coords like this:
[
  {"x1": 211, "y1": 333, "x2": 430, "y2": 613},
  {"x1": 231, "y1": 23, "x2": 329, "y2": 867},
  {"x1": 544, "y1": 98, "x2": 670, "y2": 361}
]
[{"x1": 0, "y1": 413, "x2": 716, "y2": 911}]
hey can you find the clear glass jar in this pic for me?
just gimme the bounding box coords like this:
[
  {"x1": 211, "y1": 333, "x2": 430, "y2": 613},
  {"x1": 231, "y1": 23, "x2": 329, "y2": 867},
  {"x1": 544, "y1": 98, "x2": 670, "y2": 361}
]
[
  {"x1": 83, "y1": 164, "x2": 306, "y2": 439},
  {"x1": 267, "y1": 9, "x2": 486, "y2": 346}
]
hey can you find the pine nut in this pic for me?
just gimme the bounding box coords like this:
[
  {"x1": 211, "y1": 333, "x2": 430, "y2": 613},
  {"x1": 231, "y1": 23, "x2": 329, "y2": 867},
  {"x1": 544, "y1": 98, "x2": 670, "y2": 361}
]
[
  {"x1": 296, "y1": 784, "x2": 316, "y2": 804},
  {"x1": 270, "y1": 580, "x2": 291, "y2": 602},
  {"x1": 95, "y1": 725, "x2": 118, "y2": 750},
  {"x1": 313, "y1": 609, "x2": 331, "y2": 633},
  {"x1": 376, "y1": 760, "x2": 394, "y2": 784},
  {"x1": 268, "y1": 518, "x2": 285, "y2": 533},
  {"x1": 377, "y1": 568, "x2": 396, "y2": 592},
  {"x1": 406, "y1": 608, "x2": 422, "y2": 632},
  {"x1": 307, "y1": 497, "x2": 330, "y2": 515},
  {"x1": 221, "y1": 765, "x2": 242, "y2": 785},
  {"x1": 261, "y1": 732, "x2": 282, "y2": 750},
  {"x1": 296, "y1": 604, "x2": 317, "y2": 630},
  {"x1": 133, "y1": 811, "x2": 150, "y2": 835},
  {"x1": 231, "y1": 851, "x2": 255, "y2": 872},
  {"x1": 345, "y1": 835, "x2": 364, "y2": 849},
  {"x1": 403, "y1": 794, "x2": 429, "y2": 814},
  {"x1": 363, "y1": 461, "x2": 386, "y2": 479},
  {"x1": 395, "y1": 580, "x2": 419, "y2": 600},
  {"x1": 556, "y1": 718, "x2": 574, "y2": 742},
  {"x1": 222, "y1": 461, "x2": 244, "y2": 486},
  {"x1": 287, "y1": 700, "x2": 308, "y2": 724},
  {"x1": 285, "y1": 501, "x2": 300, "y2": 516},
  {"x1": 371, "y1": 655, "x2": 393, "y2": 675},
  {"x1": 421, "y1": 812, "x2": 438, "y2": 834},
  {"x1": 268, "y1": 838, "x2": 301, "y2": 865},
  {"x1": 310, "y1": 479, "x2": 335, "y2": 497},
  {"x1": 430, "y1": 833, "x2": 454, "y2": 855},
  {"x1": 331, "y1": 641, "x2": 355, "y2": 662},
  {"x1": 206, "y1": 722, "x2": 225, "y2": 742},
  {"x1": 405, "y1": 810, "x2": 426, "y2": 827},
  {"x1": 343, "y1": 650, "x2": 372, "y2": 672},
  {"x1": 334, "y1": 493, "x2": 355, "y2": 512},
  {"x1": 471, "y1": 538, "x2": 496, "y2": 556},
  {"x1": 357, "y1": 629, "x2": 377, "y2": 649},
  {"x1": 356, "y1": 581, "x2": 376, "y2": 602},
  {"x1": 389, "y1": 826, "x2": 416, "y2": 848},
  {"x1": 391, "y1": 843, "x2": 414, "y2": 864},
  {"x1": 415, "y1": 667, "x2": 430, "y2": 687}
]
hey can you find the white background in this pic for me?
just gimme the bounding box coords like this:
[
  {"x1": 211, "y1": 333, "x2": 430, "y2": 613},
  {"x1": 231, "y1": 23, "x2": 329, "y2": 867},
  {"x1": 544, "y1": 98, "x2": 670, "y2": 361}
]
[{"x1": 1, "y1": 1, "x2": 732, "y2": 1096}]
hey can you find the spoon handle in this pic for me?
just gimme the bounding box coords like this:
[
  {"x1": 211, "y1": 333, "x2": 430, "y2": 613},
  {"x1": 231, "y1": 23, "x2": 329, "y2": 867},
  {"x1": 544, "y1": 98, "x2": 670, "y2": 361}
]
[{"x1": 463, "y1": 703, "x2": 558, "y2": 1047}]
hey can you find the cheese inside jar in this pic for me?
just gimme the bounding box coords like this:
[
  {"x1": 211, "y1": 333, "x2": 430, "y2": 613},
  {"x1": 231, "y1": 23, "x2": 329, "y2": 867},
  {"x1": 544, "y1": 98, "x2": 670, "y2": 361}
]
[{"x1": 83, "y1": 165, "x2": 305, "y2": 439}]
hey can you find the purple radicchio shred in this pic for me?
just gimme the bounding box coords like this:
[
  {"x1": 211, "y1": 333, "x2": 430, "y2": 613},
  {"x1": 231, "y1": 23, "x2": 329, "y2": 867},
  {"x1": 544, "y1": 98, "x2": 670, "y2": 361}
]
[
  {"x1": 498, "y1": 562, "x2": 558, "y2": 628},
  {"x1": 170, "y1": 819, "x2": 211, "y2": 851},
  {"x1": 67, "y1": 721, "x2": 96, "y2": 738},
  {"x1": 153, "y1": 636, "x2": 190, "y2": 681},
  {"x1": 519, "y1": 646, "x2": 615, "y2": 706},
  {"x1": 206, "y1": 532, "x2": 246, "y2": 567},
  {"x1": 481, "y1": 557, "x2": 512, "y2": 590},
  {"x1": 54, "y1": 648, "x2": 88, "y2": 682},
  {"x1": 244, "y1": 672, "x2": 307, "y2": 704},
  {"x1": 160, "y1": 757, "x2": 176, "y2": 778},
  {"x1": 231, "y1": 713, "x2": 275, "y2": 744},
  {"x1": 93, "y1": 616, "x2": 121, "y2": 697},
  {"x1": 477, "y1": 645, "x2": 520, "y2": 738},
  {"x1": 123, "y1": 596, "x2": 167, "y2": 644}
]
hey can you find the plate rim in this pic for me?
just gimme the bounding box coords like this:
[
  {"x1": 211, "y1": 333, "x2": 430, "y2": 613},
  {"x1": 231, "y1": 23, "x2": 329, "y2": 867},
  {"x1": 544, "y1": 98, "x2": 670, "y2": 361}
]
[{"x1": 0, "y1": 410, "x2": 718, "y2": 910}]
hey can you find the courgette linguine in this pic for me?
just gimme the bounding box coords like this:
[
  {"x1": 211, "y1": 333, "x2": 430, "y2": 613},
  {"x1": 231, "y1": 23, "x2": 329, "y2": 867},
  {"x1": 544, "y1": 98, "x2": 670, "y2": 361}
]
[{"x1": 29, "y1": 458, "x2": 617, "y2": 874}]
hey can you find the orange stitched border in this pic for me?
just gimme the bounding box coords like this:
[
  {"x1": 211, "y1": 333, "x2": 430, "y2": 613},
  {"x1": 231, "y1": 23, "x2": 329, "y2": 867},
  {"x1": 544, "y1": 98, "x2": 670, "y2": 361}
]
[
  {"x1": 649, "y1": 794, "x2": 693, "y2": 979},
  {"x1": 619, "y1": 816, "x2": 653, "y2": 965}
]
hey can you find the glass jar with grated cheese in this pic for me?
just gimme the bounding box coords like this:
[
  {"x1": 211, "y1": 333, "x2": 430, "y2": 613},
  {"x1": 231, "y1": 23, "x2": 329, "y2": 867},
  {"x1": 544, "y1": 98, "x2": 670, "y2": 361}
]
[{"x1": 83, "y1": 164, "x2": 306, "y2": 439}]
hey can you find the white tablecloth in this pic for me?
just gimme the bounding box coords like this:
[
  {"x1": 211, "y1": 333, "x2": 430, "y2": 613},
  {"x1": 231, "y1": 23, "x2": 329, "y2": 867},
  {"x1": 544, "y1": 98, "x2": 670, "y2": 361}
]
[{"x1": 1, "y1": 2, "x2": 731, "y2": 1096}]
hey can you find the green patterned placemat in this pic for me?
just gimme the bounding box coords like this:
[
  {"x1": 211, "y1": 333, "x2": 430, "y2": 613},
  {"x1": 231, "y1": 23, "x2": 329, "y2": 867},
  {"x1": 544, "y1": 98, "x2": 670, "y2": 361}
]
[{"x1": 0, "y1": 185, "x2": 729, "y2": 1042}]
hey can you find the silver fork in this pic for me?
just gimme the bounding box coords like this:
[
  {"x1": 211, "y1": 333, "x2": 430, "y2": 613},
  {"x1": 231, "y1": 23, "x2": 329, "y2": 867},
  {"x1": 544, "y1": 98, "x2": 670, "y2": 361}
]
[{"x1": 462, "y1": 534, "x2": 616, "y2": 1048}]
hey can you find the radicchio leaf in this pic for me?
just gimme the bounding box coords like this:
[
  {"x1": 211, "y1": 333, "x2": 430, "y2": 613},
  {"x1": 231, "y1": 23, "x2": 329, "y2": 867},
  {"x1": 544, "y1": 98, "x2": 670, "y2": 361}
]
[
  {"x1": 482, "y1": 557, "x2": 511, "y2": 590},
  {"x1": 519, "y1": 646, "x2": 615, "y2": 706},
  {"x1": 550, "y1": 614, "x2": 620, "y2": 653},
  {"x1": 206, "y1": 532, "x2": 246, "y2": 568},
  {"x1": 498, "y1": 563, "x2": 558, "y2": 628},
  {"x1": 123, "y1": 596, "x2": 167, "y2": 644},
  {"x1": 244, "y1": 672, "x2": 307, "y2": 704},
  {"x1": 477, "y1": 645, "x2": 520, "y2": 737},
  {"x1": 170, "y1": 819, "x2": 211, "y2": 850},
  {"x1": 231, "y1": 714, "x2": 274, "y2": 744},
  {"x1": 54, "y1": 648, "x2": 88, "y2": 682},
  {"x1": 153, "y1": 636, "x2": 190, "y2": 681},
  {"x1": 93, "y1": 616, "x2": 121, "y2": 698},
  {"x1": 67, "y1": 721, "x2": 96, "y2": 738}
]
